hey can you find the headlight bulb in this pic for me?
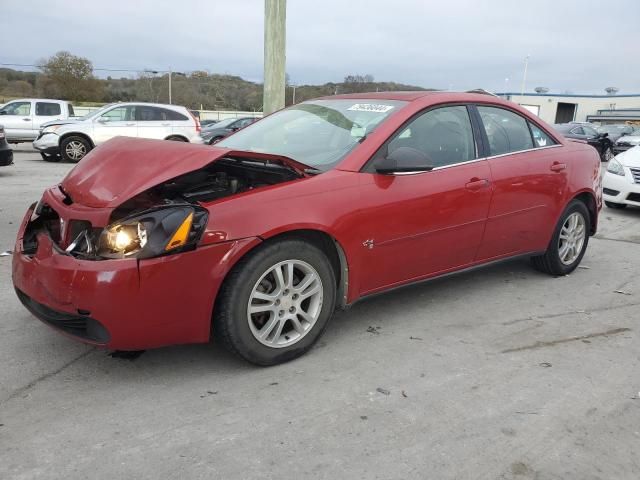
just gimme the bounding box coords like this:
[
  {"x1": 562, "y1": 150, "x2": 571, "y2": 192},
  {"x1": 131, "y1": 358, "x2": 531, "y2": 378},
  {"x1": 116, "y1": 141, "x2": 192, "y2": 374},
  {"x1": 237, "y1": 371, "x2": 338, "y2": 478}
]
[{"x1": 113, "y1": 229, "x2": 133, "y2": 250}]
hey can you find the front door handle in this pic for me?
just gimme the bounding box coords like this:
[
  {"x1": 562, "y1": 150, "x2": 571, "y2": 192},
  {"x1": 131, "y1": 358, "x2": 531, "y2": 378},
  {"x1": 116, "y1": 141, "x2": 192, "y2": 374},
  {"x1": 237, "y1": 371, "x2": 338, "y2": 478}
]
[
  {"x1": 125, "y1": 123, "x2": 136, "y2": 126},
  {"x1": 23, "y1": 118, "x2": 31, "y2": 121},
  {"x1": 550, "y1": 162, "x2": 567, "y2": 172},
  {"x1": 465, "y1": 178, "x2": 490, "y2": 191}
]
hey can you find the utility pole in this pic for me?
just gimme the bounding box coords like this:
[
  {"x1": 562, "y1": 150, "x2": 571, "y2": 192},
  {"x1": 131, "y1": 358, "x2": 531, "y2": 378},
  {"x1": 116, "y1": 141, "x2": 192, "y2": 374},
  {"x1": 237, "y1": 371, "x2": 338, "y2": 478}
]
[
  {"x1": 520, "y1": 55, "x2": 530, "y2": 97},
  {"x1": 169, "y1": 66, "x2": 172, "y2": 104},
  {"x1": 263, "y1": 0, "x2": 286, "y2": 114},
  {"x1": 292, "y1": 84, "x2": 296, "y2": 104}
]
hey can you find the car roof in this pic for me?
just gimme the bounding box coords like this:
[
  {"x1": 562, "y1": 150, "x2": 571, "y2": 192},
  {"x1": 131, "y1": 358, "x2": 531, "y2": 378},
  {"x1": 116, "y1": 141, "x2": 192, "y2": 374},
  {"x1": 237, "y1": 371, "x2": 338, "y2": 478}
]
[
  {"x1": 317, "y1": 90, "x2": 506, "y2": 102},
  {"x1": 4, "y1": 98, "x2": 69, "y2": 103}
]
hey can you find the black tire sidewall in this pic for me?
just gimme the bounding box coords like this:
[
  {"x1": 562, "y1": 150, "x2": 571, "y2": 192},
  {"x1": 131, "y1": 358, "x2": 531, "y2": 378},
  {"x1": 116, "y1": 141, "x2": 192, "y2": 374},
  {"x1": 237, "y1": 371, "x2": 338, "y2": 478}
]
[
  {"x1": 40, "y1": 152, "x2": 61, "y2": 162},
  {"x1": 548, "y1": 201, "x2": 590, "y2": 275},
  {"x1": 216, "y1": 240, "x2": 336, "y2": 365},
  {"x1": 60, "y1": 136, "x2": 91, "y2": 163}
]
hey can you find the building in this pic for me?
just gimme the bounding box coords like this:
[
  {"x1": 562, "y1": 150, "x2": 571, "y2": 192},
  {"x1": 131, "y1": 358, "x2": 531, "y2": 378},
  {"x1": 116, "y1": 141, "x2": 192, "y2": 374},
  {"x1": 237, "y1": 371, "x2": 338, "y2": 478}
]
[{"x1": 498, "y1": 93, "x2": 640, "y2": 125}]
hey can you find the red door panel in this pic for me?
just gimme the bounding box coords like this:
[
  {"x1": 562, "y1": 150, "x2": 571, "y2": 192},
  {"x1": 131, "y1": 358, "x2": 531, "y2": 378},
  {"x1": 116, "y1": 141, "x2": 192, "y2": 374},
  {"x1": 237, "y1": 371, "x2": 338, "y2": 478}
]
[
  {"x1": 354, "y1": 160, "x2": 492, "y2": 294},
  {"x1": 476, "y1": 147, "x2": 569, "y2": 260}
]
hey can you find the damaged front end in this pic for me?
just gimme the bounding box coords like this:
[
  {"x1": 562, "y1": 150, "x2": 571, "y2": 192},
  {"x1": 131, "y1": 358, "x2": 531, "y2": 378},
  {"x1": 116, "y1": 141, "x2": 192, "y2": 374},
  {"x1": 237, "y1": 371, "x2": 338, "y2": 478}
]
[{"x1": 21, "y1": 138, "x2": 308, "y2": 261}]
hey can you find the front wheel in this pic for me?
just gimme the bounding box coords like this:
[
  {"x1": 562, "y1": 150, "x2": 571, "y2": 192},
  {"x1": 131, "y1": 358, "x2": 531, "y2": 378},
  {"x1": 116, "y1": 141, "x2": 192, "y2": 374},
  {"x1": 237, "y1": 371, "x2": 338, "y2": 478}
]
[
  {"x1": 214, "y1": 239, "x2": 336, "y2": 365},
  {"x1": 209, "y1": 136, "x2": 224, "y2": 145},
  {"x1": 532, "y1": 200, "x2": 590, "y2": 276},
  {"x1": 60, "y1": 136, "x2": 91, "y2": 163}
]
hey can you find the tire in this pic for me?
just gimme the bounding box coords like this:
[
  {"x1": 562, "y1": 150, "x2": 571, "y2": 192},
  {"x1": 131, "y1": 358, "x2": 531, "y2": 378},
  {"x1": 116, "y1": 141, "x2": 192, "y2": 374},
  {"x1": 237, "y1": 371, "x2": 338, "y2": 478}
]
[
  {"x1": 40, "y1": 152, "x2": 61, "y2": 162},
  {"x1": 166, "y1": 136, "x2": 188, "y2": 142},
  {"x1": 60, "y1": 136, "x2": 91, "y2": 163},
  {"x1": 602, "y1": 146, "x2": 614, "y2": 162},
  {"x1": 532, "y1": 200, "x2": 590, "y2": 276},
  {"x1": 605, "y1": 201, "x2": 627, "y2": 209},
  {"x1": 209, "y1": 136, "x2": 224, "y2": 145},
  {"x1": 213, "y1": 239, "x2": 337, "y2": 366}
]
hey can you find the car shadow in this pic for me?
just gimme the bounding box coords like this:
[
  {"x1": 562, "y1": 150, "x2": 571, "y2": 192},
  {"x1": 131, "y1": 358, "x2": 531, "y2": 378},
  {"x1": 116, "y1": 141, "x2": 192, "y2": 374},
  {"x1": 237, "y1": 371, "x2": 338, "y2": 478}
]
[{"x1": 91, "y1": 257, "x2": 538, "y2": 376}]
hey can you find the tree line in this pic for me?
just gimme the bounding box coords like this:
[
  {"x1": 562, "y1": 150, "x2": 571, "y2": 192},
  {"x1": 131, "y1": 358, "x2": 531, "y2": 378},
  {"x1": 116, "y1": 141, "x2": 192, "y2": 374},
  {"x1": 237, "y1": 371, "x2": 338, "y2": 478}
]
[{"x1": 0, "y1": 51, "x2": 429, "y2": 111}]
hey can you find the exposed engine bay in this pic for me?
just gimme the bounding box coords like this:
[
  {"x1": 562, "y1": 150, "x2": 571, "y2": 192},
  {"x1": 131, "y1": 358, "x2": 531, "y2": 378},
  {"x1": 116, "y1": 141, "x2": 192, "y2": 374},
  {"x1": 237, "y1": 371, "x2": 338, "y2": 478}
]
[{"x1": 112, "y1": 156, "x2": 302, "y2": 221}]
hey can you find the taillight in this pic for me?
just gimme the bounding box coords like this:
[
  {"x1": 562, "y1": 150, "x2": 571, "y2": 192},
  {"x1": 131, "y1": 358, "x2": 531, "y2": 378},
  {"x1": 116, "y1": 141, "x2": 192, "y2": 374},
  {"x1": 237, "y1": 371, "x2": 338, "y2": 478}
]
[{"x1": 189, "y1": 111, "x2": 201, "y2": 133}]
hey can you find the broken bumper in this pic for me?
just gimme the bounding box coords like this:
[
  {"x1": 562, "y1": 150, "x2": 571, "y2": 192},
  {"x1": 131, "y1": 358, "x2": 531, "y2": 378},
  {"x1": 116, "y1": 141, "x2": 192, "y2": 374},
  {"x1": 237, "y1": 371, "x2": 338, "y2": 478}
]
[{"x1": 12, "y1": 204, "x2": 259, "y2": 350}]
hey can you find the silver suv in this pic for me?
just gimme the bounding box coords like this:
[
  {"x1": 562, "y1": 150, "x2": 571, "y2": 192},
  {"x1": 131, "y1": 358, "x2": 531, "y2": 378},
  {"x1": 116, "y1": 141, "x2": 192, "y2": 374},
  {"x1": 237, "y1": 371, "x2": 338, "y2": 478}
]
[{"x1": 33, "y1": 102, "x2": 202, "y2": 162}]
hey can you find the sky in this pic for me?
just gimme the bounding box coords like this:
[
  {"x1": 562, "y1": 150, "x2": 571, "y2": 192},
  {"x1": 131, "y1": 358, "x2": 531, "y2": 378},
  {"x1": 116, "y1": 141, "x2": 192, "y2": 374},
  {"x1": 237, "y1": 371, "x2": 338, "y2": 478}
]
[{"x1": 1, "y1": 0, "x2": 639, "y2": 94}]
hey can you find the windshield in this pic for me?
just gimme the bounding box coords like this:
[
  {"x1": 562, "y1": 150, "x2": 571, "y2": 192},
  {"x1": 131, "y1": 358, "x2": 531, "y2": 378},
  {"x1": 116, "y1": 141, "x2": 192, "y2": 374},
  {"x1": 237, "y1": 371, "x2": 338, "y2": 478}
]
[{"x1": 217, "y1": 99, "x2": 407, "y2": 170}]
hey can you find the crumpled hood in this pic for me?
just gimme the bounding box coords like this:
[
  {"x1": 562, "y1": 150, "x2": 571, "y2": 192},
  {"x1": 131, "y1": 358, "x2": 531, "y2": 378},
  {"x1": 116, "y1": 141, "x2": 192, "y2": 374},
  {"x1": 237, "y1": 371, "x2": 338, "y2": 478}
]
[
  {"x1": 616, "y1": 145, "x2": 640, "y2": 168},
  {"x1": 61, "y1": 137, "x2": 310, "y2": 208}
]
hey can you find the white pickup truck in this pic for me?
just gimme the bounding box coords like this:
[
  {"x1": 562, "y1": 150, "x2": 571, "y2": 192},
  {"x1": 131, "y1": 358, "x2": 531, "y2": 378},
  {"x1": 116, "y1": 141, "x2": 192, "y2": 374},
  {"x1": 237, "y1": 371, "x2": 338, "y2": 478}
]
[{"x1": 0, "y1": 99, "x2": 75, "y2": 143}]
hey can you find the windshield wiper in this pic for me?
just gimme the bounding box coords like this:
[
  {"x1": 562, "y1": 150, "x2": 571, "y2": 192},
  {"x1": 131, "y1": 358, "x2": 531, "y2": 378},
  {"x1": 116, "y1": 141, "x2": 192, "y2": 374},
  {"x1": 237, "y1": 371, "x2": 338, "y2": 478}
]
[{"x1": 303, "y1": 167, "x2": 323, "y2": 175}]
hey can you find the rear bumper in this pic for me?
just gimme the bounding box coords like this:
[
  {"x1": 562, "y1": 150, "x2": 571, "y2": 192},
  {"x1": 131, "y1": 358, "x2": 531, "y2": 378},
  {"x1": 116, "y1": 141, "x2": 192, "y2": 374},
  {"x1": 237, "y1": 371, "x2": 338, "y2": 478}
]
[{"x1": 11, "y1": 204, "x2": 260, "y2": 350}]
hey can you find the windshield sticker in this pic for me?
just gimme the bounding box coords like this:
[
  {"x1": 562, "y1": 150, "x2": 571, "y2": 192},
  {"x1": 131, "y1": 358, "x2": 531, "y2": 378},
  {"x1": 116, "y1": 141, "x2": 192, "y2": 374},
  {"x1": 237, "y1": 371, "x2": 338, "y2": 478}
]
[{"x1": 347, "y1": 104, "x2": 395, "y2": 113}]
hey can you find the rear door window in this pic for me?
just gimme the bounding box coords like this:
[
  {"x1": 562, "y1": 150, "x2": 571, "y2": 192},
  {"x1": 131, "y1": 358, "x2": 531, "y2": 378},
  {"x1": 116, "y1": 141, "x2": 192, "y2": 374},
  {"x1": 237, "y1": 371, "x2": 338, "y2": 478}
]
[
  {"x1": 36, "y1": 102, "x2": 62, "y2": 116},
  {"x1": 477, "y1": 106, "x2": 534, "y2": 156}
]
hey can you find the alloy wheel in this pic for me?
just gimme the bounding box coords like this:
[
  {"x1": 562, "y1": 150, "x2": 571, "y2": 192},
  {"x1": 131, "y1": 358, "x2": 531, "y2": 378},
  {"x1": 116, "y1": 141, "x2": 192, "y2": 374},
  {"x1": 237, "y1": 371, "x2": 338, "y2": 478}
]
[
  {"x1": 558, "y1": 212, "x2": 586, "y2": 265},
  {"x1": 247, "y1": 259, "x2": 324, "y2": 348},
  {"x1": 65, "y1": 140, "x2": 87, "y2": 161}
]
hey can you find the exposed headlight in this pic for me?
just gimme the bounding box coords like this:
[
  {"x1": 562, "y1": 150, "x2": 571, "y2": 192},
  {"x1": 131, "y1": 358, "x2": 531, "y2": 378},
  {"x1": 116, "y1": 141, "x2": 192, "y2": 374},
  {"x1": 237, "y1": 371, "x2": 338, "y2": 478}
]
[
  {"x1": 42, "y1": 125, "x2": 62, "y2": 134},
  {"x1": 97, "y1": 205, "x2": 208, "y2": 259},
  {"x1": 606, "y1": 158, "x2": 625, "y2": 176}
]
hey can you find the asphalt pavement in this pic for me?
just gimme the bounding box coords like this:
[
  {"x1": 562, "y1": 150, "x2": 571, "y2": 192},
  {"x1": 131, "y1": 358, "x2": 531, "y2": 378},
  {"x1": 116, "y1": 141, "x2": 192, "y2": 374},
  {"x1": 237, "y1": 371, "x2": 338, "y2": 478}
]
[{"x1": 1, "y1": 151, "x2": 639, "y2": 479}]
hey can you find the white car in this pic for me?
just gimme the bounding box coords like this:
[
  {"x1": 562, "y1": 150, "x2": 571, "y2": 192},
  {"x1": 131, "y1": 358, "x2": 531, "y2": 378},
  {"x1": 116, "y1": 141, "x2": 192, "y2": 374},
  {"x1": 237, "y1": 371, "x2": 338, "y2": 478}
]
[
  {"x1": 33, "y1": 102, "x2": 202, "y2": 162},
  {"x1": 603, "y1": 146, "x2": 640, "y2": 209}
]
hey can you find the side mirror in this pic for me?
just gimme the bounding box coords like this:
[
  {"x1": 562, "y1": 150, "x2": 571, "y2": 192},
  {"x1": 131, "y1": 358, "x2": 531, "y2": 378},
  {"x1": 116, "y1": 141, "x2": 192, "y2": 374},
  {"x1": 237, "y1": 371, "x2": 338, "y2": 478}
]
[
  {"x1": 375, "y1": 147, "x2": 435, "y2": 174},
  {"x1": 97, "y1": 117, "x2": 109, "y2": 123},
  {"x1": 600, "y1": 132, "x2": 609, "y2": 138}
]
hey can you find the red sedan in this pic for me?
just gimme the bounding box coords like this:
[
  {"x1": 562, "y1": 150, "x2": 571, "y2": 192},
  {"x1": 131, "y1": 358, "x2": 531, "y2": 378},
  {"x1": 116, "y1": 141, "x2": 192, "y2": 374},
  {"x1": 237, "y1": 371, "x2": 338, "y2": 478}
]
[{"x1": 12, "y1": 92, "x2": 602, "y2": 365}]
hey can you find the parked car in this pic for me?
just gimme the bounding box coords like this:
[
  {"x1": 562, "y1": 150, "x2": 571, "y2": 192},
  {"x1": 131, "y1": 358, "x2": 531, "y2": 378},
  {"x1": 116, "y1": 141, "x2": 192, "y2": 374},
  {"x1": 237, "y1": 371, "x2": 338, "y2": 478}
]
[
  {"x1": 553, "y1": 123, "x2": 614, "y2": 161},
  {"x1": 596, "y1": 124, "x2": 634, "y2": 144},
  {"x1": 200, "y1": 119, "x2": 218, "y2": 128},
  {"x1": 602, "y1": 145, "x2": 640, "y2": 209},
  {"x1": 0, "y1": 125, "x2": 14, "y2": 167},
  {"x1": 200, "y1": 116, "x2": 258, "y2": 144},
  {"x1": 0, "y1": 99, "x2": 74, "y2": 143},
  {"x1": 33, "y1": 102, "x2": 202, "y2": 163},
  {"x1": 613, "y1": 127, "x2": 640, "y2": 154},
  {"x1": 13, "y1": 92, "x2": 601, "y2": 365}
]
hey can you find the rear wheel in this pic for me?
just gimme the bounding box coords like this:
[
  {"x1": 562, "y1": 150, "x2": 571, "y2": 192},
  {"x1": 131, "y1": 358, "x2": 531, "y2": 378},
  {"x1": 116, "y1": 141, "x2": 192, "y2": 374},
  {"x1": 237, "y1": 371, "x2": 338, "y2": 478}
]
[
  {"x1": 40, "y1": 152, "x2": 61, "y2": 162},
  {"x1": 60, "y1": 136, "x2": 91, "y2": 163},
  {"x1": 605, "y1": 200, "x2": 627, "y2": 209},
  {"x1": 166, "y1": 135, "x2": 188, "y2": 142},
  {"x1": 532, "y1": 200, "x2": 590, "y2": 276},
  {"x1": 214, "y1": 239, "x2": 336, "y2": 366}
]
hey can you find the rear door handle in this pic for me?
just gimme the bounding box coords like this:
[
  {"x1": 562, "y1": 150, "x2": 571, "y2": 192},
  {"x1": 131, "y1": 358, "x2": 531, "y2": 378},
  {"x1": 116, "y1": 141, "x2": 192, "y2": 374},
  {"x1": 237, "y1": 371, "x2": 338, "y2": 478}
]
[
  {"x1": 550, "y1": 162, "x2": 567, "y2": 172},
  {"x1": 465, "y1": 178, "x2": 490, "y2": 191},
  {"x1": 23, "y1": 118, "x2": 31, "y2": 121},
  {"x1": 125, "y1": 123, "x2": 136, "y2": 126}
]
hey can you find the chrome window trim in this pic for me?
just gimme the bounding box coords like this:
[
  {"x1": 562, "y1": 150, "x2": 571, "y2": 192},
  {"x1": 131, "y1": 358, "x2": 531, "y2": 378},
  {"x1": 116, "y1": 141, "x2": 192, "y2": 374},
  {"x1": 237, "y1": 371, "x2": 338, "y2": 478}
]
[{"x1": 389, "y1": 144, "x2": 563, "y2": 176}]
